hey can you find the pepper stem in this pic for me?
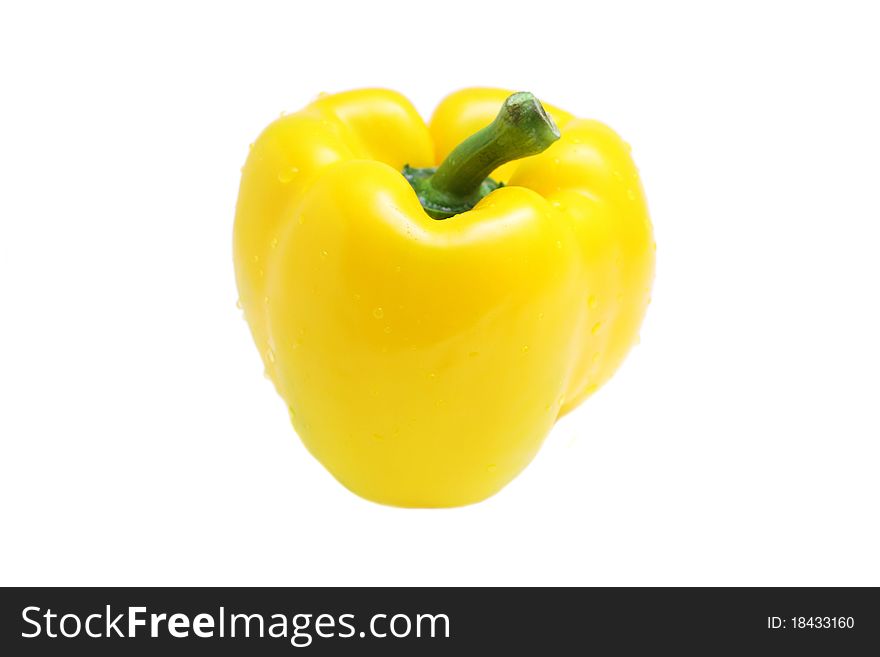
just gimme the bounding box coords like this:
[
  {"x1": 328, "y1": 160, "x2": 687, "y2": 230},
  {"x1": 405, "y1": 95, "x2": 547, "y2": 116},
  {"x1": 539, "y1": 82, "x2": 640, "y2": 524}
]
[{"x1": 403, "y1": 92, "x2": 560, "y2": 219}]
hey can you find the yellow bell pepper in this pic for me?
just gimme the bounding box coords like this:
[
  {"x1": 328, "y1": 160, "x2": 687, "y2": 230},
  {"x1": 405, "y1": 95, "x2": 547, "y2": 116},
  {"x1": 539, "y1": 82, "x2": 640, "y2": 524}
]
[{"x1": 233, "y1": 87, "x2": 654, "y2": 507}]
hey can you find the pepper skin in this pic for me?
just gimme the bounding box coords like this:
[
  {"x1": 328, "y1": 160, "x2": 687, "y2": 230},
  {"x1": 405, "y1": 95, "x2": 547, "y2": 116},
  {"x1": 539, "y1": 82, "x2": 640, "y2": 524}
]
[{"x1": 233, "y1": 88, "x2": 654, "y2": 507}]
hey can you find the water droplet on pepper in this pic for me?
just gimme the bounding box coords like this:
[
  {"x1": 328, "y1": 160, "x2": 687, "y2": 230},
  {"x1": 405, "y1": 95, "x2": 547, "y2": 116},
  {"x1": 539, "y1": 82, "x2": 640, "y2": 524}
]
[{"x1": 277, "y1": 166, "x2": 299, "y2": 183}]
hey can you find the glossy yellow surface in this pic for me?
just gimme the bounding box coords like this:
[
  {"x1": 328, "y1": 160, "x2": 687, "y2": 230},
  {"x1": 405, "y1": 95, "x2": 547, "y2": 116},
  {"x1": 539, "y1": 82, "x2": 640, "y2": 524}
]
[{"x1": 234, "y1": 88, "x2": 654, "y2": 507}]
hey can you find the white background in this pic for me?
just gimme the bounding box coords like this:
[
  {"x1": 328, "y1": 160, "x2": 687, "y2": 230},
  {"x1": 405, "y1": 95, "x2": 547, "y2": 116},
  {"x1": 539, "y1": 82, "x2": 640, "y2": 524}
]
[{"x1": 1, "y1": 1, "x2": 878, "y2": 586}]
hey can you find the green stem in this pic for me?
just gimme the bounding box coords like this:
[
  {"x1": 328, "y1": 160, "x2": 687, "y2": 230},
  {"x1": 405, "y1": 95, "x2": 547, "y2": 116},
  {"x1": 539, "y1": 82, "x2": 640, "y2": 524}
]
[{"x1": 403, "y1": 92, "x2": 560, "y2": 219}]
